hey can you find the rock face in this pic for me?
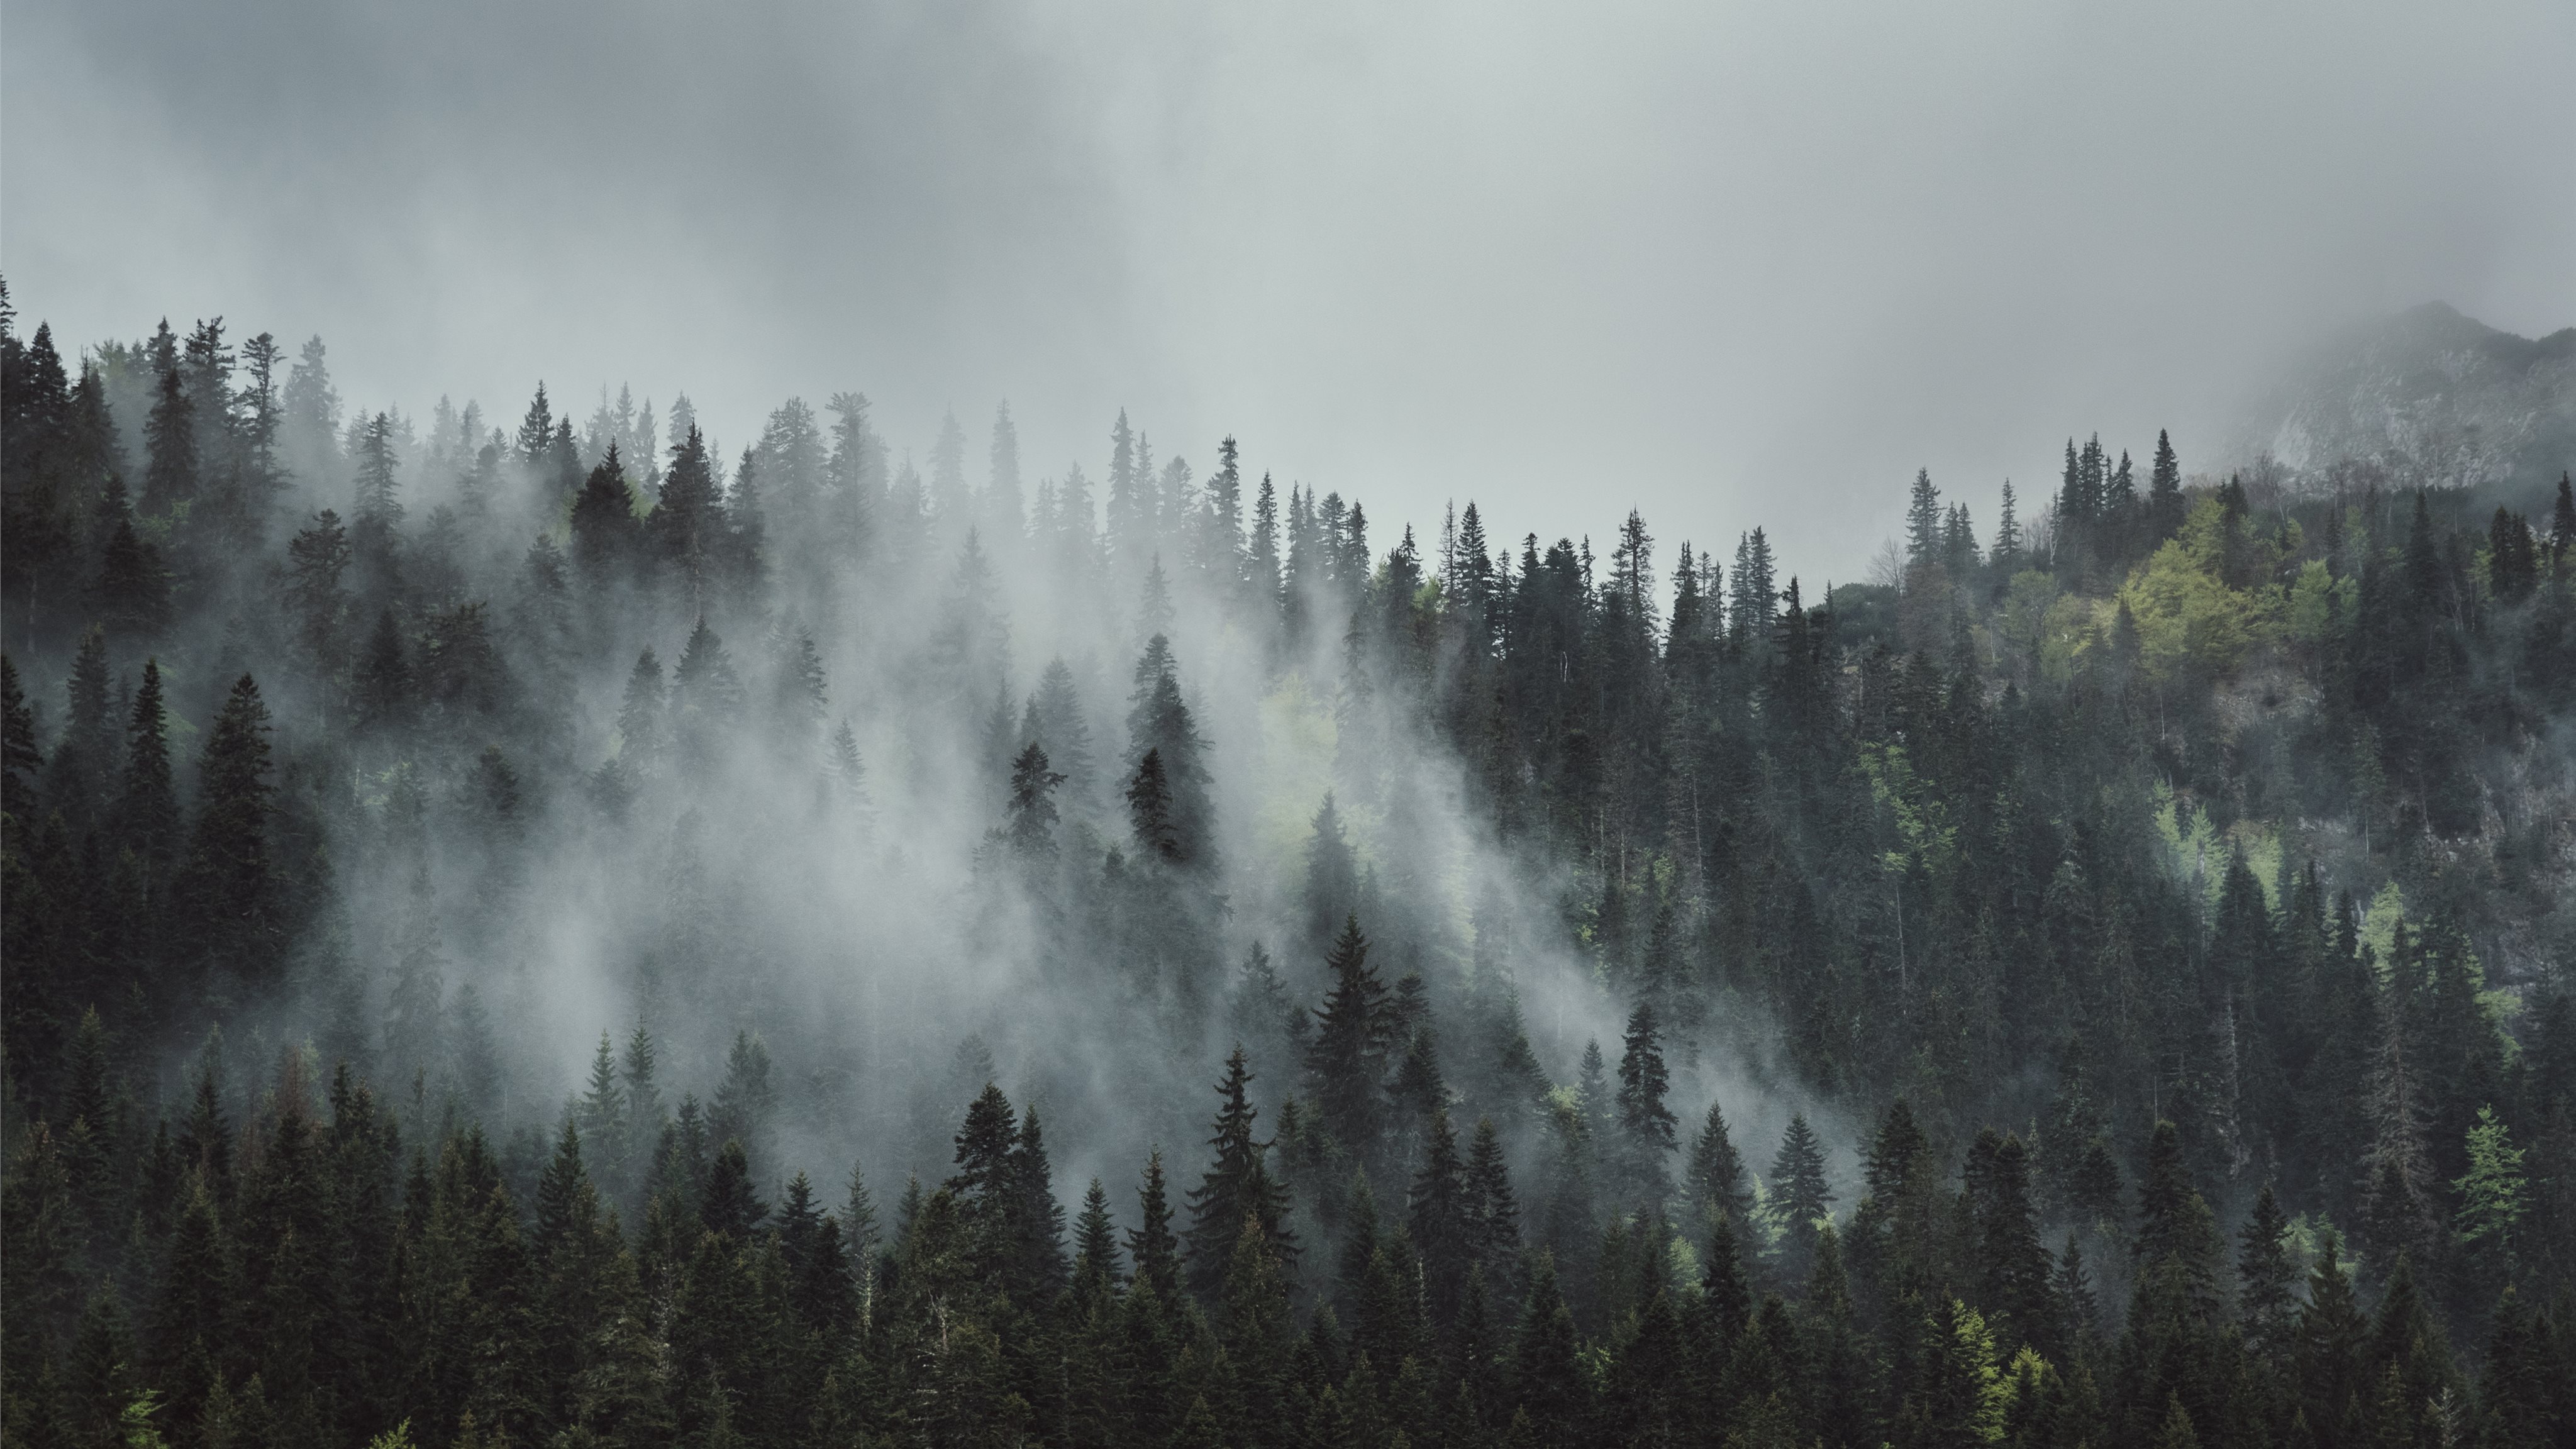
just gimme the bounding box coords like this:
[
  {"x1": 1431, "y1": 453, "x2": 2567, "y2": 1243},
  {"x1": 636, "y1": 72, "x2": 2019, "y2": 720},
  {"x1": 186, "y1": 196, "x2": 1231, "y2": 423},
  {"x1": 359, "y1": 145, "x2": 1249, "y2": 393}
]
[{"x1": 2235, "y1": 302, "x2": 2575, "y2": 502}]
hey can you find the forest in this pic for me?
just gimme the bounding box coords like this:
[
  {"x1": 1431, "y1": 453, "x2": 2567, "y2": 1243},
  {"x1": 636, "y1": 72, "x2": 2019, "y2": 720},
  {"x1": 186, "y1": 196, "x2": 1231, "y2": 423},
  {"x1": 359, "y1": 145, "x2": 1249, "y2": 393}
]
[{"x1": 3, "y1": 280, "x2": 2573, "y2": 1449}]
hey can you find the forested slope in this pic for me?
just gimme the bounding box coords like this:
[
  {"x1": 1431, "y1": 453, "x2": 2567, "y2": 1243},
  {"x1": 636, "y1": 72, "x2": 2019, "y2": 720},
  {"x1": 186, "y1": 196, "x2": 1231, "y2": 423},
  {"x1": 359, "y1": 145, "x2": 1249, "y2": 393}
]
[{"x1": 4, "y1": 284, "x2": 2573, "y2": 1448}]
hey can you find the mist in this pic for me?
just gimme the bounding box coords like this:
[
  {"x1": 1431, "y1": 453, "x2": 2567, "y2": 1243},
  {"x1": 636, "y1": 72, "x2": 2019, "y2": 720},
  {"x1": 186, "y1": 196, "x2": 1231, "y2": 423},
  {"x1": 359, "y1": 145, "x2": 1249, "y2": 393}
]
[
  {"x1": 6, "y1": 5, "x2": 2575, "y2": 1443},
  {"x1": 9, "y1": 1, "x2": 2570, "y2": 580}
]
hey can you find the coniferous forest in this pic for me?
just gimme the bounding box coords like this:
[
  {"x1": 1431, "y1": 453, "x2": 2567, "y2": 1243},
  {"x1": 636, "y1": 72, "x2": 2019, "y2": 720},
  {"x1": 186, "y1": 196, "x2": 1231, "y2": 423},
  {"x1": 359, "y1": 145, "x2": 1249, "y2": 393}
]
[{"x1": 4, "y1": 280, "x2": 2575, "y2": 1449}]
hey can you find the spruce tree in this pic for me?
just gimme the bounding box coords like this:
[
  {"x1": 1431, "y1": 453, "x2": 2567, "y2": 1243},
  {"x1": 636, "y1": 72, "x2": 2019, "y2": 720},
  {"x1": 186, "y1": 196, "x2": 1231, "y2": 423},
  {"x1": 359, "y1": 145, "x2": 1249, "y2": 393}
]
[
  {"x1": 115, "y1": 658, "x2": 179, "y2": 871},
  {"x1": 1410, "y1": 1106, "x2": 1472, "y2": 1330},
  {"x1": 1006, "y1": 741, "x2": 1065, "y2": 860},
  {"x1": 1306, "y1": 915, "x2": 1392, "y2": 1162},
  {"x1": 700, "y1": 1139, "x2": 766, "y2": 1239},
  {"x1": 91, "y1": 480, "x2": 170, "y2": 638},
  {"x1": 1964, "y1": 1130, "x2": 2055, "y2": 1357},
  {"x1": 1128, "y1": 1150, "x2": 1182, "y2": 1305},
  {"x1": 1611, "y1": 1002, "x2": 1677, "y2": 1212},
  {"x1": 1185, "y1": 1046, "x2": 1293, "y2": 1299},
  {"x1": 1768, "y1": 1114, "x2": 1833, "y2": 1290},
  {"x1": 179, "y1": 674, "x2": 280, "y2": 986},
  {"x1": 1072, "y1": 1179, "x2": 1123, "y2": 1298},
  {"x1": 1004, "y1": 1103, "x2": 1070, "y2": 1306},
  {"x1": 1464, "y1": 1116, "x2": 1523, "y2": 1292},
  {"x1": 1687, "y1": 1099, "x2": 1754, "y2": 1248}
]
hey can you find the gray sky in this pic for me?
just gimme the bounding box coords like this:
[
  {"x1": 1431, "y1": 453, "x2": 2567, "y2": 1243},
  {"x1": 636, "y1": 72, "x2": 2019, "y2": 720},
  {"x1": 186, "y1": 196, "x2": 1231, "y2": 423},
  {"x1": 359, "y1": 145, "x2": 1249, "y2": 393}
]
[{"x1": 8, "y1": 0, "x2": 2571, "y2": 578}]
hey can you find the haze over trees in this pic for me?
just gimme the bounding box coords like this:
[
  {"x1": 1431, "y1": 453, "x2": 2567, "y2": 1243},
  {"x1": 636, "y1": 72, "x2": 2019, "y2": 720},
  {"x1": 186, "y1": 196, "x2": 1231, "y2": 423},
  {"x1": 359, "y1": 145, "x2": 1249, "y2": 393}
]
[{"x1": 4, "y1": 279, "x2": 2573, "y2": 1447}]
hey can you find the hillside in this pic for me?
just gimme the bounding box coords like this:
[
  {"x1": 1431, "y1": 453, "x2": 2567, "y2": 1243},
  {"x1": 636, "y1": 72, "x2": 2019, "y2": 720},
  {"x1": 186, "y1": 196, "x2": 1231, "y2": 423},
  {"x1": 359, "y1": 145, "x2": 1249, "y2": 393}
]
[
  {"x1": 4, "y1": 291, "x2": 2575, "y2": 1448},
  {"x1": 2238, "y1": 301, "x2": 2576, "y2": 504}
]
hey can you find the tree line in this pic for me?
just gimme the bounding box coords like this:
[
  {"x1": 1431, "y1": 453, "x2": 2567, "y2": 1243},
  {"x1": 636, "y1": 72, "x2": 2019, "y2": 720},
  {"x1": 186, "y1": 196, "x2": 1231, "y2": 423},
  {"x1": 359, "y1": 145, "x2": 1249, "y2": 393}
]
[{"x1": 3, "y1": 279, "x2": 2573, "y2": 1446}]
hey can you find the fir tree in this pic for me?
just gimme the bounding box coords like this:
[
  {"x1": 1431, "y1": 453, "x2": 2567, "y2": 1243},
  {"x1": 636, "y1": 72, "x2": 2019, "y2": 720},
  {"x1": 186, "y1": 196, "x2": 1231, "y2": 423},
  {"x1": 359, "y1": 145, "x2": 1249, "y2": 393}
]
[
  {"x1": 1129, "y1": 1150, "x2": 1183, "y2": 1305},
  {"x1": 1005, "y1": 741, "x2": 1065, "y2": 860},
  {"x1": 179, "y1": 674, "x2": 280, "y2": 985},
  {"x1": 1185, "y1": 1046, "x2": 1294, "y2": 1299},
  {"x1": 1768, "y1": 1114, "x2": 1833, "y2": 1290},
  {"x1": 115, "y1": 657, "x2": 180, "y2": 870},
  {"x1": 1611, "y1": 1002, "x2": 1677, "y2": 1212},
  {"x1": 1307, "y1": 915, "x2": 1392, "y2": 1162},
  {"x1": 1688, "y1": 1099, "x2": 1754, "y2": 1248}
]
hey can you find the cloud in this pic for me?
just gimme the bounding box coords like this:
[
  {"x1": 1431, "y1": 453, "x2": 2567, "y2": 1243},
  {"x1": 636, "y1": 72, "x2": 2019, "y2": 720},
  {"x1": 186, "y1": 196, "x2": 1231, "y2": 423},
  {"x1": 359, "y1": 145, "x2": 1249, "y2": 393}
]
[{"x1": 8, "y1": 0, "x2": 2570, "y2": 575}]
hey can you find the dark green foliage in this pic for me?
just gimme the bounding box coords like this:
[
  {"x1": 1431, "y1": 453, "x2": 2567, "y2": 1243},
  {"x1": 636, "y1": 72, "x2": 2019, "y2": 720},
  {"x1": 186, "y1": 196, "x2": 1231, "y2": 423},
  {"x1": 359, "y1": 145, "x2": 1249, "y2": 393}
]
[
  {"x1": 1768, "y1": 1113, "x2": 1833, "y2": 1290},
  {"x1": 1306, "y1": 914, "x2": 1392, "y2": 1162},
  {"x1": 1185, "y1": 1046, "x2": 1294, "y2": 1300},
  {"x1": 1, "y1": 293, "x2": 2560, "y2": 1446},
  {"x1": 1611, "y1": 1001, "x2": 1676, "y2": 1213}
]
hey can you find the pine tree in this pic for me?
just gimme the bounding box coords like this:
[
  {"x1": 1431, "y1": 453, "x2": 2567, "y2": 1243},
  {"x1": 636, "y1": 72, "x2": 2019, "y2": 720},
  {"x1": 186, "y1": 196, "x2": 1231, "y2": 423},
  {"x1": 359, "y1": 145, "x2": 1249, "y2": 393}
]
[
  {"x1": 1307, "y1": 915, "x2": 1392, "y2": 1161},
  {"x1": 2451, "y1": 1105, "x2": 2526, "y2": 1269},
  {"x1": 576, "y1": 1033, "x2": 626, "y2": 1197},
  {"x1": 1185, "y1": 1046, "x2": 1294, "y2": 1299},
  {"x1": 1411, "y1": 1106, "x2": 1472, "y2": 1329},
  {"x1": 1687, "y1": 1099, "x2": 1754, "y2": 1248},
  {"x1": 1128, "y1": 1150, "x2": 1183, "y2": 1305},
  {"x1": 352, "y1": 411, "x2": 401, "y2": 523},
  {"x1": 1964, "y1": 1130, "x2": 2056, "y2": 1357},
  {"x1": 142, "y1": 353, "x2": 197, "y2": 514},
  {"x1": 708, "y1": 1030, "x2": 776, "y2": 1173},
  {"x1": 180, "y1": 674, "x2": 280, "y2": 985},
  {"x1": 1893, "y1": 1297, "x2": 2009, "y2": 1449},
  {"x1": 671, "y1": 615, "x2": 744, "y2": 769},
  {"x1": 1508, "y1": 1255, "x2": 1585, "y2": 1443},
  {"x1": 1768, "y1": 1114, "x2": 1833, "y2": 1289},
  {"x1": 1904, "y1": 469, "x2": 1945, "y2": 573},
  {"x1": 382, "y1": 863, "x2": 445, "y2": 1095},
  {"x1": 352, "y1": 608, "x2": 414, "y2": 735},
  {"x1": 115, "y1": 657, "x2": 180, "y2": 870},
  {"x1": 2148, "y1": 430, "x2": 2185, "y2": 545},
  {"x1": 1006, "y1": 741, "x2": 1065, "y2": 860},
  {"x1": 700, "y1": 1139, "x2": 767, "y2": 1239},
  {"x1": 1124, "y1": 747, "x2": 1179, "y2": 862},
  {"x1": 92, "y1": 479, "x2": 170, "y2": 638},
  {"x1": 1124, "y1": 634, "x2": 1213, "y2": 865},
  {"x1": 1302, "y1": 792, "x2": 1361, "y2": 948},
  {"x1": 2236, "y1": 1175, "x2": 2297, "y2": 1351},
  {"x1": 1612, "y1": 1002, "x2": 1677, "y2": 1212},
  {"x1": 569, "y1": 443, "x2": 640, "y2": 582},
  {"x1": 1072, "y1": 1178, "x2": 1123, "y2": 1299},
  {"x1": 1465, "y1": 1116, "x2": 1523, "y2": 1292}
]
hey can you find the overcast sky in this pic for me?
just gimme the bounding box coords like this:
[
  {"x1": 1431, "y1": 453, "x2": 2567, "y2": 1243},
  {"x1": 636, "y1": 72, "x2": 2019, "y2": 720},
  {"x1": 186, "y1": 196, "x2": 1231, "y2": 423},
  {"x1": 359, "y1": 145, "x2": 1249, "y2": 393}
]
[{"x1": 8, "y1": 0, "x2": 2571, "y2": 579}]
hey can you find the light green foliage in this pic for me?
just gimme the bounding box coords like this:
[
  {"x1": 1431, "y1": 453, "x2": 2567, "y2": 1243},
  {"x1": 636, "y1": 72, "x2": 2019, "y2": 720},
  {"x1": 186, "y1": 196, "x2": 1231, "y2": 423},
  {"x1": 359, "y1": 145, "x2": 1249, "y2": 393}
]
[
  {"x1": 2452, "y1": 1106, "x2": 2526, "y2": 1250},
  {"x1": 2150, "y1": 787, "x2": 2279, "y2": 912},
  {"x1": 119, "y1": 1391, "x2": 171, "y2": 1449},
  {"x1": 2286, "y1": 558, "x2": 2354, "y2": 644},
  {"x1": 2360, "y1": 881, "x2": 2406, "y2": 974},
  {"x1": 2116, "y1": 497, "x2": 2283, "y2": 680},
  {"x1": 1667, "y1": 1235, "x2": 1702, "y2": 1294},
  {"x1": 1860, "y1": 741, "x2": 1957, "y2": 879},
  {"x1": 2036, "y1": 593, "x2": 2104, "y2": 684}
]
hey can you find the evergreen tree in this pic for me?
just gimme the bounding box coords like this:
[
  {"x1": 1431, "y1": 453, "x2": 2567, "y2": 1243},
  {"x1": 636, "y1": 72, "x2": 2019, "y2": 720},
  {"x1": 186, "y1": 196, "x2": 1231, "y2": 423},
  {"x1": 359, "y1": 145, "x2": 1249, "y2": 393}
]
[
  {"x1": 2148, "y1": 430, "x2": 2185, "y2": 544},
  {"x1": 115, "y1": 657, "x2": 180, "y2": 870},
  {"x1": 1129, "y1": 1150, "x2": 1183, "y2": 1305},
  {"x1": 1768, "y1": 1114, "x2": 1833, "y2": 1289},
  {"x1": 91, "y1": 480, "x2": 170, "y2": 638},
  {"x1": 1185, "y1": 1046, "x2": 1293, "y2": 1299},
  {"x1": 179, "y1": 674, "x2": 280, "y2": 987},
  {"x1": 1464, "y1": 1116, "x2": 1523, "y2": 1292},
  {"x1": 2237, "y1": 1182, "x2": 2297, "y2": 1358},
  {"x1": 1611, "y1": 1002, "x2": 1677, "y2": 1212},
  {"x1": 1688, "y1": 1099, "x2": 1754, "y2": 1247},
  {"x1": 1004, "y1": 741, "x2": 1065, "y2": 860},
  {"x1": 1307, "y1": 915, "x2": 1392, "y2": 1162}
]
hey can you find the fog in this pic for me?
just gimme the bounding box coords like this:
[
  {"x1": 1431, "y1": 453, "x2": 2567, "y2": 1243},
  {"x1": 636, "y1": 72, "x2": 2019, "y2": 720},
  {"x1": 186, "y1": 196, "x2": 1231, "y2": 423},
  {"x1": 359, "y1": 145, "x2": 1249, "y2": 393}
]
[{"x1": 9, "y1": 0, "x2": 2570, "y2": 582}]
